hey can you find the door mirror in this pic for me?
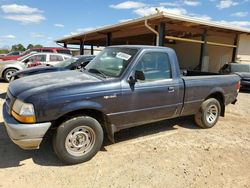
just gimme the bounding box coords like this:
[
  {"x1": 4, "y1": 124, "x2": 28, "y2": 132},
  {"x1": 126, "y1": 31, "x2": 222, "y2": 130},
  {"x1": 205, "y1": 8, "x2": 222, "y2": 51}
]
[
  {"x1": 128, "y1": 70, "x2": 145, "y2": 84},
  {"x1": 135, "y1": 70, "x2": 145, "y2": 81}
]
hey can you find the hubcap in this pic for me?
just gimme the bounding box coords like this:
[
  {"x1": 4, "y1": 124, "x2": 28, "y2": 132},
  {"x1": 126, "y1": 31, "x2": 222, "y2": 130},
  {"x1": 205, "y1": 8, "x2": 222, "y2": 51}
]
[
  {"x1": 206, "y1": 104, "x2": 218, "y2": 124},
  {"x1": 6, "y1": 70, "x2": 16, "y2": 81},
  {"x1": 65, "y1": 126, "x2": 96, "y2": 157}
]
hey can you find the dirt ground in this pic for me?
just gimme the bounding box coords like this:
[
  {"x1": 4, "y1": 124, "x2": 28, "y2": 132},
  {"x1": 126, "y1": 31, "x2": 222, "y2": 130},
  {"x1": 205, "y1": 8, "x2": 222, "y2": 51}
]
[{"x1": 0, "y1": 82, "x2": 250, "y2": 188}]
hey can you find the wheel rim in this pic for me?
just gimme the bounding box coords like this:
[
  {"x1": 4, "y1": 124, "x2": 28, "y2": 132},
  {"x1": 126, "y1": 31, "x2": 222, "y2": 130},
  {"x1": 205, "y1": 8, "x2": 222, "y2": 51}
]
[
  {"x1": 65, "y1": 126, "x2": 96, "y2": 157},
  {"x1": 6, "y1": 70, "x2": 16, "y2": 81},
  {"x1": 206, "y1": 104, "x2": 218, "y2": 124}
]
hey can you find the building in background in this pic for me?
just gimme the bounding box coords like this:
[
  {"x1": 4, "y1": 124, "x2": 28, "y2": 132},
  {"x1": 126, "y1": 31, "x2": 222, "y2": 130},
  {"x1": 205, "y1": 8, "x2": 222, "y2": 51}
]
[{"x1": 56, "y1": 12, "x2": 250, "y2": 72}]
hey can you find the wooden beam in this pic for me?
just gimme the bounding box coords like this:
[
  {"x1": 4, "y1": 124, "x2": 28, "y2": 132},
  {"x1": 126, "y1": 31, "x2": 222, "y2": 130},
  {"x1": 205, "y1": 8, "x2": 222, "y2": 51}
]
[
  {"x1": 206, "y1": 41, "x2": 236, "y2": 48},
  {"x1": 165, "y1": 36, "x2": 204, "y2": 44},
  {"x1": 165, "y1": 35, "x2": 237, "y2": 48}
]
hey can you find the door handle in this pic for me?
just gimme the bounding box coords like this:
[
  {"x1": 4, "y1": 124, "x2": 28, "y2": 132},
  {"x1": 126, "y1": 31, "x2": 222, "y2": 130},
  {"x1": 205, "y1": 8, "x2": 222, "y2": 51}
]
[{"x1": 168, "y1": 86, "x2": 175, "y2": 92}]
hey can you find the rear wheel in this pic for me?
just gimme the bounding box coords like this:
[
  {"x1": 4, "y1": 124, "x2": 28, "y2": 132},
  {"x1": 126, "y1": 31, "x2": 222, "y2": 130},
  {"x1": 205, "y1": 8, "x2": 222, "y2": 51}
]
[
  {"x1": 3, "y1": 68, "x2": 18, "y2": 82},
  {"x1": 194, "y1": 98, "x2": 221, "y2": 128},
  {"x1": 53, "y1": 116, "x2": 104, "y2": 165}
]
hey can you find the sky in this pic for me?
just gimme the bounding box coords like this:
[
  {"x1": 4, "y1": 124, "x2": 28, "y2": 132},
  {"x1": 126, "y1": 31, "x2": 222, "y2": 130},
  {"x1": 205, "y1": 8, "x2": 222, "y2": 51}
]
[{"x1": 0, "y1": 0, "x2": 250, "y2": 49}]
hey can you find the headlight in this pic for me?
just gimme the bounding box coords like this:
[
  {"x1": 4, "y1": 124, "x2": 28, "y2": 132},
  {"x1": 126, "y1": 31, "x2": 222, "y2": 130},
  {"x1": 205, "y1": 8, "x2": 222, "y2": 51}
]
[{"x1": 11, "y1": 99, "x2": 36, "y2": 123}]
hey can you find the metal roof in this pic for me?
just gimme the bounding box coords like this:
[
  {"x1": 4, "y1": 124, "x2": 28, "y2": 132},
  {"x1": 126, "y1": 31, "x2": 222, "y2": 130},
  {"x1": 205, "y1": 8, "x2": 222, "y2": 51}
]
[{"x1": 56, "y1": 12, "x2": 250, "y2": 44}]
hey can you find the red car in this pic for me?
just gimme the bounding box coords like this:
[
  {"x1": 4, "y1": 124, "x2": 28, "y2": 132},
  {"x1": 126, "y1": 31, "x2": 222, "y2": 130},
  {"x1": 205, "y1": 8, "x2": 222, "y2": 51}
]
[{"x1": 0, "y1": 47, "x2": 71, "y2": 61}]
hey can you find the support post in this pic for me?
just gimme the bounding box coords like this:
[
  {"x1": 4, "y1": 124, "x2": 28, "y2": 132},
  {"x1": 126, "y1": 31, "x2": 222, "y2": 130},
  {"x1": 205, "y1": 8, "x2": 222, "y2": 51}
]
[
  {"x1": 63, "y1": 42, "x2": 67, "y2": 48},
  {"x1": 106, "y1": 32, "x2": 112, "y2": 46},
  {"x1": 80, "y1": 40, "x2": 84, "y2": 55},
  {"x1": 154, "y1": 26, "x2": 158, "y2": 46},
  {"x1": 231, "y1": 34, "x2": 239, "y2": 62},
  {"x1": 199, "y1": 29, "x2": 208, "y2": 71},
  {"x1": 91, "y1": 44, "x2": 94, "y2": 55},
  {"x1": 159, "y1": 22, "x2": 166, "y2": 46}
]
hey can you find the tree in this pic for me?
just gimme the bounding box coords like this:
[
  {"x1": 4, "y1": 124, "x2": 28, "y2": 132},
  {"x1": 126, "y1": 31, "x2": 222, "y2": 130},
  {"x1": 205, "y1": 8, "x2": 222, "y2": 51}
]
[
  {"x1": 0, "y1": 49, "x2": 9, "y2": 54},
  {"x1": 11, "y1": 44, "x2": 26, "y2": 51},
  {"x1": 33, "y1": 44, "x2": 43, "y2": 48},
  {"x1": 27, "y1": 44, "x2": 34, "y2": 49}
]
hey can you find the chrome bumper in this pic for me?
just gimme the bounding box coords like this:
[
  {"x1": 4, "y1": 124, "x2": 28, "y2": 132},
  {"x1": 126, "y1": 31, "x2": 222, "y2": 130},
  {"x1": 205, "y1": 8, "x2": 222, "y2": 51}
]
[{"x1": 2, "y1": 102, "x2": 51, "y2": 149}]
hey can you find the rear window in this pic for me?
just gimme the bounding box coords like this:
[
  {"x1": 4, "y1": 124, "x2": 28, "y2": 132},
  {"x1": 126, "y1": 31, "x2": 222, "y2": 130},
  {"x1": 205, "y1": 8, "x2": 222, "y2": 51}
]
[
  {"x1": 231, "y1": 64, "x2": 250, "y2": 72},
  {"x1": 57, "y1": 49, "x2": 71, "y2": 55},
  {"x1": 50, "y1": 55, "x2": 63, "y2": 61}
]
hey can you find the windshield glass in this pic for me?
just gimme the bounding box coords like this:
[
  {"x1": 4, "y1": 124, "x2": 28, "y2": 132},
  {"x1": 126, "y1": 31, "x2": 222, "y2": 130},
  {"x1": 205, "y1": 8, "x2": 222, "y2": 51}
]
[
  {"x1": 231, "y1": 64, "x2": 250, "y2": 72},
  {"x1": 54, "y1": 58, "x2": 77, "y2": 68},
  {"x1": 17, "y1": 53, "x2": 33, "y2": 61},
  {"x1": 20, "y1": 49, "x2": 30, "y2": 56},
  {"x1": 85, "y1": 47, "x2": 138, "y2": 77}
]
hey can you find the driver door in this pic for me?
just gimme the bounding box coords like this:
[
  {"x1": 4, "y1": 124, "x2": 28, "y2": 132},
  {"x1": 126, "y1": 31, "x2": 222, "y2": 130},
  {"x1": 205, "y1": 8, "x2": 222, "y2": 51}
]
[{"x1": 111, "y1": 51, "x2": 183, "y2": 128}]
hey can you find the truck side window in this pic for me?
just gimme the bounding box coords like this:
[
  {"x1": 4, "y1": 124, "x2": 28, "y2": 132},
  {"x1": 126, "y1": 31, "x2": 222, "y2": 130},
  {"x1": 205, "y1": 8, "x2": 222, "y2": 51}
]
[{"x1": 135, "y1": 52, "x2": 171, "y2": 81}]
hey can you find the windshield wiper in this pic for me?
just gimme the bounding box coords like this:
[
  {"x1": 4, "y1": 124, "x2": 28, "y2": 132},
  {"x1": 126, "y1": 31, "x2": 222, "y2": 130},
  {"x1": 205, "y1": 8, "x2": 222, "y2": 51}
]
[{"x1": 88, "y1": 68, "x2": 107, "y2": 78}]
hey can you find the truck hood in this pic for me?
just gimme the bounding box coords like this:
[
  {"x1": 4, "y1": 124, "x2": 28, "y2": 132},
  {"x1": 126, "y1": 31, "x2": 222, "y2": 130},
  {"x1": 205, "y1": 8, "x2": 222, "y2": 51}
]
[
  {"x1": 13, "y1": 66, "x2": 63, "y2": 77},
  {"x1": 9, "y1": 70, "x2": 101, "y2": 99}
]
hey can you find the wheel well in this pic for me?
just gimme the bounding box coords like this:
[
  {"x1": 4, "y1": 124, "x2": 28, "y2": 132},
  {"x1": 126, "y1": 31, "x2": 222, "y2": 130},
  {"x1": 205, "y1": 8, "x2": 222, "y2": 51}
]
[
  {"x1": 52, "y1": 109, "x2": 110, "y2": 132},
  {"x1": 2, "y1": 67, "x2": 18, "y2": 77},
  {"x1": 206, "y1": 92, "x2": 225, "y2": 116}
]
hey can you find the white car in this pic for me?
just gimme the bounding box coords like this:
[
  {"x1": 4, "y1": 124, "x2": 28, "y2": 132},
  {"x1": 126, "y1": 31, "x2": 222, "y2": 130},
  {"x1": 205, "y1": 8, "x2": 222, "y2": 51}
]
[{"x1": 0, "y1": 52, "x2": 71, "y2": 82}]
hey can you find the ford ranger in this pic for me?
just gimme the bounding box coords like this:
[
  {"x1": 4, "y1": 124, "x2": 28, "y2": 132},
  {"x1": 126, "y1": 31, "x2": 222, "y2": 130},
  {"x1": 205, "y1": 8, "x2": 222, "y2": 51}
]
[{"x1": 3, "y1": 45, "x2": 240, "y2": 164}]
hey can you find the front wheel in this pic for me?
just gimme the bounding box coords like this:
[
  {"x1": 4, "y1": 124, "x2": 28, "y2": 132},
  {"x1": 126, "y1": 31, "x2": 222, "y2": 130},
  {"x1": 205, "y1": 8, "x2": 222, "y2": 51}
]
[
  {"x1": 53, "y1": 116, "x2": 104, "y2": 165},
  {"x1": 194, "y1": 98, "x2": 221, "y2": 128},
  {"x1": 3, "y1": 68, "x2": 17, "y2": 82}
]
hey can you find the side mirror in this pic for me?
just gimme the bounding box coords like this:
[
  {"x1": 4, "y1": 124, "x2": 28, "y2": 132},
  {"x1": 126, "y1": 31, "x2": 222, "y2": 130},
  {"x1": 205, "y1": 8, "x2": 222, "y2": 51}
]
[
  {"x1": 128, "y1": 70, "x2": 145, "y2": 84},
  {"x1": 135, "y1": 70, "x2": 145, "y2": 81}
]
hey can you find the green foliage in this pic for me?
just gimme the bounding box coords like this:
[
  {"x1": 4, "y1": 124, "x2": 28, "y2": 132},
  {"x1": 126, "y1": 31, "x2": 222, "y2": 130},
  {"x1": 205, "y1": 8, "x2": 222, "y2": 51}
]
[
  {"x1": 0, "y1": 49, "x2": 9, "y2": 54},
  {"x1": 27, "y1": 44, "x2": 34, "y2": 49},
  {"x1": 11, "y1": 44, "x2": 26, "y2": 51},
  {"x1": 33, "y1": 44, "x2": 43, "y2": 48},
  {"x1": 10, "y1": 44, "x2": 44, "y2": 52}
]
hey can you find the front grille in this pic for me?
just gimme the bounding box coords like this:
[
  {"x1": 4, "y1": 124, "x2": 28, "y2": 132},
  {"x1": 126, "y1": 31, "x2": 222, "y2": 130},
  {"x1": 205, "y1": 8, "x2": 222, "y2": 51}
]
[{"x1": 242, "y1": 78, "x2": 250, "y2": 82}]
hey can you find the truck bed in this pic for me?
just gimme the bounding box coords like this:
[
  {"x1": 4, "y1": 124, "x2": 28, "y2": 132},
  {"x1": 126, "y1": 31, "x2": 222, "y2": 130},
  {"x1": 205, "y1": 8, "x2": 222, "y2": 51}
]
[{"x1": 181, "y1": 72, "x2": 240, "y2": 117}]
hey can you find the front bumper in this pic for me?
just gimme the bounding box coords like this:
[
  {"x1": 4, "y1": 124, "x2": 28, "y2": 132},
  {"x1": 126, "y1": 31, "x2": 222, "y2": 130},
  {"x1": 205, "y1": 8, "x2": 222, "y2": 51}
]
[{"x1": 2, "y1": 102, "x2": 51, "y2": 149}]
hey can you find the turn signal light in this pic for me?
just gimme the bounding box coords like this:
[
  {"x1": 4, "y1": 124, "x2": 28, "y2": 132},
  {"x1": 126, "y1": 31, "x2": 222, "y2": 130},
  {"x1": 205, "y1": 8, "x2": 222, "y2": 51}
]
[
  {"x1": 11, "y1": 110, "x2": 36, "y2": 123},
  {"x1": 236, "y1": 81, "x2": 241, "y2": 93}
]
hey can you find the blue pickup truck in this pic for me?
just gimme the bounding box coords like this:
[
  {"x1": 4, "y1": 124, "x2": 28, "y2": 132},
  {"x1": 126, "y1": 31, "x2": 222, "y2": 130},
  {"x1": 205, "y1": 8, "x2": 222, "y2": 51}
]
[{"x1": 3, "y1": 45, "x2": 240, "y2": 164}]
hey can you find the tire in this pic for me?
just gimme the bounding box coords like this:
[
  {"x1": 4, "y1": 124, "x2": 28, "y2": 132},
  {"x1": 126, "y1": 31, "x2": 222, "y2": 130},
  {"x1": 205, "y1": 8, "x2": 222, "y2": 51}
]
[
  {"x1": 53, "y1": 116, "x2": 104, "y2": 165},
  {"x1": 194, "y1": 98, "x2": 221, "y2": 128},
  {"x1": 3, "y1": 68, "x2": 18, "y2": 82}
]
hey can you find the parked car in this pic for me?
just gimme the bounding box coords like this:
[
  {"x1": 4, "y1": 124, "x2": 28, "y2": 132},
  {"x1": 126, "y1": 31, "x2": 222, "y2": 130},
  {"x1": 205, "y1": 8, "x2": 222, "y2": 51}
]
[
  {"x1": 0, "y1": 52, "x2": 71, "y2": 82},
  {"x1": 0, "y1": 54, "x2": 7, "y2": 57},
  {"x1": 219, "y1": 63, "x2": 250, "y2": 90},
  {"x1": 0, "y1": 47, "x2": 71, "y2": 61},
  {"x1": 3, "y1": 45, "x2": 240, "y2": 164},
  {"x1": 11, "y1": 55, "x2": 95, "y2": 80},
  {"x1": 0, "y1": 51, "x2": 21, "y2": 58}
]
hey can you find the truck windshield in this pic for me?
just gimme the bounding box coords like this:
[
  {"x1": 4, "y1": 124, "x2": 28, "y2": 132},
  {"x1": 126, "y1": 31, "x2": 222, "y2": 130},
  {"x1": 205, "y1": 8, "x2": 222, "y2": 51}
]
[
  {"x1": 85, "y1": 47, "x2": 138, "y2": 77},
  {"x1": 17, "y1": 53, "x2": 33, "y2": 61}
]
